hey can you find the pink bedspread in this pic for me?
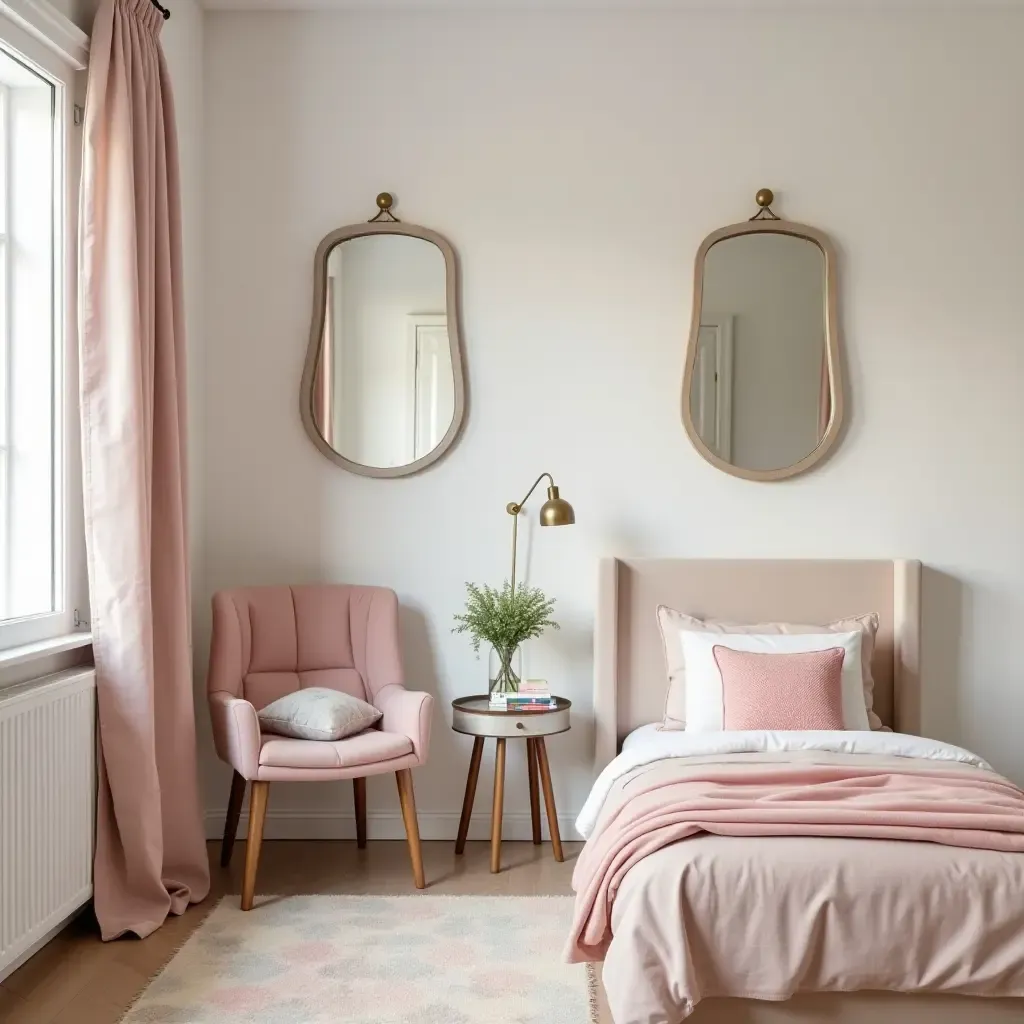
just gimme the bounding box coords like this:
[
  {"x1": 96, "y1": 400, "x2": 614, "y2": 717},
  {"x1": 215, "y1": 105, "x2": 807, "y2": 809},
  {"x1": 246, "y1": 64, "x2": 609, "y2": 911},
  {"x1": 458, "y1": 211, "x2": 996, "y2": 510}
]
[{"x1": 569, "y1": 758, "x2": 1024, "y2": 963}]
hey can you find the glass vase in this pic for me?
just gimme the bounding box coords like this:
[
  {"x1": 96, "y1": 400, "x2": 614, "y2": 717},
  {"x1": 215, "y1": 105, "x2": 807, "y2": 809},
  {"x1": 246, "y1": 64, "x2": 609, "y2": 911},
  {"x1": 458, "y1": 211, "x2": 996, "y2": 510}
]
[{"x1": 488, "y1": 645, "x2": 523, "y2": 695}]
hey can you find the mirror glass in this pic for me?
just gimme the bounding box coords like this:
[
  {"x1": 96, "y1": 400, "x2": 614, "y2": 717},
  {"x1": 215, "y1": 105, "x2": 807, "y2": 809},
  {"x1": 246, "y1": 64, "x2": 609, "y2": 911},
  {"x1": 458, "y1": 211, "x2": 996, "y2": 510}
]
[
  {"x1": 311, "y1": 234, "x2": 455, "y2": 470},
  {"x1": 688, "y1": 231, "x2": 831, "y2": 474}
]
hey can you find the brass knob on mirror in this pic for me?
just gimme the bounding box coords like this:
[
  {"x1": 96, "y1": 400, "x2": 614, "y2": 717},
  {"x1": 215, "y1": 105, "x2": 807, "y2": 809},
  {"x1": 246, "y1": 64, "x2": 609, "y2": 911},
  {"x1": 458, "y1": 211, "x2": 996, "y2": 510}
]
[
  {"x1": 368, "y1": 192, "x2": 400, "y2": 223},
  {"x1": 755, "y1": 188, "x2": 774, "y2": 208}
]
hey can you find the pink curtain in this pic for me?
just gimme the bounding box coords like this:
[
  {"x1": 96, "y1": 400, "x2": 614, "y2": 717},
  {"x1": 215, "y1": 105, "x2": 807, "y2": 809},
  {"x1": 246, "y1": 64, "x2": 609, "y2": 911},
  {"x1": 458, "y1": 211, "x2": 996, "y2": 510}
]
[{"x1": 79, "y1": 0, "x2": 210, "y2": 940}]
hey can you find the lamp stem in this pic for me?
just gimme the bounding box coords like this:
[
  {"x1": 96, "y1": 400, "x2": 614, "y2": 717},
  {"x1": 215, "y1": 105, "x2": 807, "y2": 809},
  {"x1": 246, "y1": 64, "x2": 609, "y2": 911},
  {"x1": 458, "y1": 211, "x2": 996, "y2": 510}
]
[
  {"x1": 506, "y1": 472, "x2": 553, "y2": 594},
  {"x1": 511, "y1": 512, "x2": 518, "y2": 593}
]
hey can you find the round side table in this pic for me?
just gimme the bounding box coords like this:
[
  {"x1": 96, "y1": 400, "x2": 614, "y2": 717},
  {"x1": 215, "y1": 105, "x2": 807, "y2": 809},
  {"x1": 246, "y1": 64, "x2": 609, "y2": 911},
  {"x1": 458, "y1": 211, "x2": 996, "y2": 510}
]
[{"x1": 451, "y1": 695, "x2": 571, "y2": 873}]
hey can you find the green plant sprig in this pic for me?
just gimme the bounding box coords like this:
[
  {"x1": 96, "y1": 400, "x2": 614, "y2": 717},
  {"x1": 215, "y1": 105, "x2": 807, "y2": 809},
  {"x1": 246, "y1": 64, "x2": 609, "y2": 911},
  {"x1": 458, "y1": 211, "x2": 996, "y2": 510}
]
[{"x1": 452, "y1": 580, "x2": 558, "y2": 655}]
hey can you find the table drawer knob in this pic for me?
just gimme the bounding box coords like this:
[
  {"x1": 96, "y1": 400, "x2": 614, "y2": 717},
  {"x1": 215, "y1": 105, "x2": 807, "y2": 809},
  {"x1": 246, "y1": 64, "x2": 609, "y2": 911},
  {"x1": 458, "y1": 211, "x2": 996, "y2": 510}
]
[{"x1": 516, "y1": 721, "x2": 526, "y2": 730}]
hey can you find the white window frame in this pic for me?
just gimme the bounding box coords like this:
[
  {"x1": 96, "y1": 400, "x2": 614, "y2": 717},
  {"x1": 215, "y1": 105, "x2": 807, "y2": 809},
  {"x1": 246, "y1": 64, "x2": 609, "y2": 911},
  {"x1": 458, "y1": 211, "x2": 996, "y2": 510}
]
[{"x1": 0, "y1": 8, "x2": 87, "y2": 653}]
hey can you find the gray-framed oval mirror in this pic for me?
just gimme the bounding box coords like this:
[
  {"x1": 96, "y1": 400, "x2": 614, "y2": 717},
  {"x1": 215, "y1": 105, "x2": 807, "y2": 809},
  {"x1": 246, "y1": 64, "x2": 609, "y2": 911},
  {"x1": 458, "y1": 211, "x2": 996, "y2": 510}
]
[
  {"x1": 681, "y1": 190, "x2": 845, "y2": 482},
  {"x1": 300, "y1": 194, "x2": 466, "y2": 477}
]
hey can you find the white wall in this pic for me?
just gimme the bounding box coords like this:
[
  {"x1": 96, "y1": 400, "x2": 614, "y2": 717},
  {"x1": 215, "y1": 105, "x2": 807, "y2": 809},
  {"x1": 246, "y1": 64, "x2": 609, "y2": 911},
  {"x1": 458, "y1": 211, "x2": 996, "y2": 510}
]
[
  {"x1": 202, "y1": 7, "x2": 1024, "y2": 839},
  {"x1": 48, "y1": 0, "x2": 96, "y2": 34}
]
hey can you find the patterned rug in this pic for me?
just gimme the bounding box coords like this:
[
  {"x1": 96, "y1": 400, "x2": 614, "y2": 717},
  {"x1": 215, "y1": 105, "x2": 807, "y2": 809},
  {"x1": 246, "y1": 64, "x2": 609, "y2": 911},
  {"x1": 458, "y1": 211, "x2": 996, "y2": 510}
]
[{"x1": 122, "y1": 894, "x2": 594, "y2": 1024}]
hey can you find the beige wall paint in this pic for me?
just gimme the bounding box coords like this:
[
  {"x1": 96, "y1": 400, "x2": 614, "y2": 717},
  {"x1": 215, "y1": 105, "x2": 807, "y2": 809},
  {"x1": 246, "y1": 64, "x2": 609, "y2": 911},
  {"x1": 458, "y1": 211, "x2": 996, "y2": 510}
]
[
  {"x1": 202, "y1": 8, "x2": 1024, "y2": 838},
  {"x1": 49, "y1": 0, "x2": 97, "y2": 34}
]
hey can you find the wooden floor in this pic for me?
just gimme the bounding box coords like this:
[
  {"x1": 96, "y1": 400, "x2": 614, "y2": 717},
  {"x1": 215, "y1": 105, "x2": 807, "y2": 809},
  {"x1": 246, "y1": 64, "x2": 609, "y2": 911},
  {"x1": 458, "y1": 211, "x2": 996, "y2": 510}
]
[{"x1": 0, "y1": 839, "x2": 582, "y2": 1024}]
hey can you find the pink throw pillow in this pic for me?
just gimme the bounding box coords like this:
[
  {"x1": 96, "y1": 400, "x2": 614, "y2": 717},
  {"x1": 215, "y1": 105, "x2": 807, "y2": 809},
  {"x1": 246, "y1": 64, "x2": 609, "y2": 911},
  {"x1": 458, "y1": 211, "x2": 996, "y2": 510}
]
[{"x1": 712, "y1": 645, "x2": 846, "y2": 731}]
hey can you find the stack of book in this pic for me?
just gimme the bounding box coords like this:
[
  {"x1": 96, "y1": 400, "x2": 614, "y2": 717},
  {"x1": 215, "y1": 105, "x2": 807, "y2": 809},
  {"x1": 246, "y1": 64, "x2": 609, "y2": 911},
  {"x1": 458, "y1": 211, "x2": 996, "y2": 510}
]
[{"x1": 488, "y1": 680, "x2": 556, "y2": 711}]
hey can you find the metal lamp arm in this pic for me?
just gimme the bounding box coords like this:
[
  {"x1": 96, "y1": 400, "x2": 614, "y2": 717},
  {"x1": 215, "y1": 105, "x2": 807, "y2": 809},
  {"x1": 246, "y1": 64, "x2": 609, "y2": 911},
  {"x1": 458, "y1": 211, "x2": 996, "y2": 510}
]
[
  {"x1": 506, "y1": 472, "x2": 554, "y2": 518},
  {"x1": 506, "y1": 472, "x2": 554, "y2": 592}
]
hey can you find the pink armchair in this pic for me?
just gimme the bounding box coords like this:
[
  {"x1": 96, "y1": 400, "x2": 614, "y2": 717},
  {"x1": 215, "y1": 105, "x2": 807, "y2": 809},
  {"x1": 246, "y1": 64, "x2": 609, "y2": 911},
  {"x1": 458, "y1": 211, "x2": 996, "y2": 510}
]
[{"x1": 208, "y1": 584, "x2": 433, "y2": 909}]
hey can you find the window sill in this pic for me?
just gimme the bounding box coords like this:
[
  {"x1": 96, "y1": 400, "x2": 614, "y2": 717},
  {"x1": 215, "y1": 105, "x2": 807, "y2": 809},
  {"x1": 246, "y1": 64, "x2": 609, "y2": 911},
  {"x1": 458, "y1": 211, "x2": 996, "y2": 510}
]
[{"x1": 0, "y1": 631, "x2": 93, "y2": 669}]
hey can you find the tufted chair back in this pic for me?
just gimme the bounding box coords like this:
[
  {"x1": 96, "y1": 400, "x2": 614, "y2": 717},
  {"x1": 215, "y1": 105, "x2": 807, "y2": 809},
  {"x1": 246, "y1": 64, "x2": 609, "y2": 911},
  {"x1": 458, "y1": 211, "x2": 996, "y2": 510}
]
[{"x1": 208, "y1": 584, "x2": 404, "y2": 712}]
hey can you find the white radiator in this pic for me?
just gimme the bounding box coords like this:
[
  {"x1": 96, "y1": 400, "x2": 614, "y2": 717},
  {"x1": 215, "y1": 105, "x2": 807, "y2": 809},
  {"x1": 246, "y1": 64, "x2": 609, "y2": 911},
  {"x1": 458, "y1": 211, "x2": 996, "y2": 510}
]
[{"x1": 0, "y1": 668, "x2": 96, "y2": 981}]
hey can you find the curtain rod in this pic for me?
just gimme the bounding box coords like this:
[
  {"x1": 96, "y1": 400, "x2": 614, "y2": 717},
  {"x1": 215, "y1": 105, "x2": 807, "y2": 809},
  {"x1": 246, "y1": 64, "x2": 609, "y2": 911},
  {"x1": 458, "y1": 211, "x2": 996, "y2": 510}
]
[{"x1": 150, "y1": 0, "x2": 170, "y2": 19}]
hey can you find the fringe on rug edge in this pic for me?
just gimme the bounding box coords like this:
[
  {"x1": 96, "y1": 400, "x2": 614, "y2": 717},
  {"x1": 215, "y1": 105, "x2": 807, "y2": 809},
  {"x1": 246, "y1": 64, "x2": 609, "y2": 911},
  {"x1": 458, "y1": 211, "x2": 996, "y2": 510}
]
[{"x1": 586, "y1": 962, "x2": 602, "y2": 1024}]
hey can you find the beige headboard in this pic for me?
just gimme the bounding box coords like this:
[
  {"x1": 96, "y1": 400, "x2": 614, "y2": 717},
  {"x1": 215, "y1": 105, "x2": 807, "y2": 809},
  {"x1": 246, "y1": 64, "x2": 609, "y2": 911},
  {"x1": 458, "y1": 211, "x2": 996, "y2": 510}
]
[{"x1": 594, "y1": 559, "x2": 921, "y2": 768}]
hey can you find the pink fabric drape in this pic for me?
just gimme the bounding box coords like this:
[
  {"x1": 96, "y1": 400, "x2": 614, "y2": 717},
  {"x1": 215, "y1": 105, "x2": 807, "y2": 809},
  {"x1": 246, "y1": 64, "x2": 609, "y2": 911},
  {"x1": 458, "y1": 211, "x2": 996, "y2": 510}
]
[{"x1": 79, "y1": 0, "x2": 210, "y2": 940}]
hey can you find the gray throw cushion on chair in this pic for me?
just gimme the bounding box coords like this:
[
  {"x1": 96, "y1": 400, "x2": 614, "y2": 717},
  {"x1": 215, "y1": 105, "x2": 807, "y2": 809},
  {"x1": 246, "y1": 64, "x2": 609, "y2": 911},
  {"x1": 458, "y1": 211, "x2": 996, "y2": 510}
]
[{"x1": 257, "y1": 687, "x2": 382, "y2": 741}]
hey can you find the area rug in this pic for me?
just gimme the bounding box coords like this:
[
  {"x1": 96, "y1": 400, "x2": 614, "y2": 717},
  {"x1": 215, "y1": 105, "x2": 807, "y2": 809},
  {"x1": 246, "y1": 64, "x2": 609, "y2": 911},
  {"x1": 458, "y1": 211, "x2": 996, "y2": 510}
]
[{"x1": 121, "y1": 894, "x2": 594, "y2": 1024}]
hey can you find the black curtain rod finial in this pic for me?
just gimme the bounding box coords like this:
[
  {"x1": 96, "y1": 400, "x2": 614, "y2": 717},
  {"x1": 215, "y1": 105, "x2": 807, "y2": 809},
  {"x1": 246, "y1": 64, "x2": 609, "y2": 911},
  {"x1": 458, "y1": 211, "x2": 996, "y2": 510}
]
[{"x1": 150, "y1": 0, "x2": 170, "y2": 19}]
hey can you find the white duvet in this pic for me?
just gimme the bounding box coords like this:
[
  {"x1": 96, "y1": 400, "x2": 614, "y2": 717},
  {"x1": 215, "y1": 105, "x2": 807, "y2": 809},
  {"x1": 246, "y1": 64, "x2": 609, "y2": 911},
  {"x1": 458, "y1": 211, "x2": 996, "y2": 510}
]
[{"x1": 575, "y1": 725, "x2": 993, "y2": 839}]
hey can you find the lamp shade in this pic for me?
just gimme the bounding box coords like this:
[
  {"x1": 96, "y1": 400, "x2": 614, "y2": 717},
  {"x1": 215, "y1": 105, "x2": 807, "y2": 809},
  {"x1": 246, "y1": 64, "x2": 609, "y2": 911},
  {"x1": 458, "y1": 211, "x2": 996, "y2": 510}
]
[{"x1": 539, "y1": 485, "x2": 575, "y2": 527}]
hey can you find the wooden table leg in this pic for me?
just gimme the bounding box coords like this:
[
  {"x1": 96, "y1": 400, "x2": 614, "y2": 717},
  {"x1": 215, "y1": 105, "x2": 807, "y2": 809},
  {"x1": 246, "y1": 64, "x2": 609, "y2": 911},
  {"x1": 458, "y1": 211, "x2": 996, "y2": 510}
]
[
  {"x1": 527, "y1": 738, "x2": 542, "y2": 845},
  {"x1": 534, "y1": 737, "x2": 563, "y2": 862},
  {"x1": 490, "y1": 737, "x2": 506, "y2": 873},
  {"x1": 456, "y1": 736, "x2": 484, "y2": 855}
]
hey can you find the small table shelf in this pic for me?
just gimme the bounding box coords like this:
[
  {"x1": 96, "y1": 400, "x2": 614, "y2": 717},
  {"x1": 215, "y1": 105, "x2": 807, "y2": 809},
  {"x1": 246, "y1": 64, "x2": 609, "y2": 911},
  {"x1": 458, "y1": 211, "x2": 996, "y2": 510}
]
[{"x1": 451, "y1": 695, "x2": 571, "y2": 873}]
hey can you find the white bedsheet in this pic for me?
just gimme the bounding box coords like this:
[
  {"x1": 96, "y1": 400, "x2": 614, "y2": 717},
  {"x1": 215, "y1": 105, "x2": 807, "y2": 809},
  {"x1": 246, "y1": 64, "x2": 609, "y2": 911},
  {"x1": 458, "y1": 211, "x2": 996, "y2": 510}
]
[{"x1": 575, "y1": 725, "x2": 993, "y2": 839}]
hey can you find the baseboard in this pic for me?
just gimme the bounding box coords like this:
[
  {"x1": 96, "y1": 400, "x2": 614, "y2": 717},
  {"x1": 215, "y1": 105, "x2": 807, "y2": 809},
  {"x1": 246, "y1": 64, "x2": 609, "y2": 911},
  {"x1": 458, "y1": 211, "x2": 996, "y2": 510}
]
[{"x1": 204, "y1": 809, "x2": 582, "y2": 843}]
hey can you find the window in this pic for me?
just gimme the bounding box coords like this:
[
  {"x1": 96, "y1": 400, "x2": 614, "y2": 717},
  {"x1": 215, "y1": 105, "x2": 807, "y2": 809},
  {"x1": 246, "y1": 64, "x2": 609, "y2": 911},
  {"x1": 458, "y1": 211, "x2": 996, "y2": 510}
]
[{"x1": 0, "y1": 21, "x2": 85, "y2": 651}]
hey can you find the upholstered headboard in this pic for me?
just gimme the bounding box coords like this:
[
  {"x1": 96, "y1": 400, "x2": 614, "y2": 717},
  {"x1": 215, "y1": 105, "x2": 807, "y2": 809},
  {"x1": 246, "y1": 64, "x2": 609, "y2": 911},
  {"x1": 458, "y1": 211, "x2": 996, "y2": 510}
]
[{"x1": 593, "y1": 559, "x2": 921, "y2": 768}]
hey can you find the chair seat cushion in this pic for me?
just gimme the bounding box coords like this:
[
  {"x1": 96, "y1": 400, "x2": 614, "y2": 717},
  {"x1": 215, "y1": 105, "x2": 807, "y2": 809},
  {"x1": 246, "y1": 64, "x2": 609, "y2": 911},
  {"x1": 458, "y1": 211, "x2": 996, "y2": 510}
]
[{"x1": 259, "y1": 729, "x2": 413, "y2": 769}]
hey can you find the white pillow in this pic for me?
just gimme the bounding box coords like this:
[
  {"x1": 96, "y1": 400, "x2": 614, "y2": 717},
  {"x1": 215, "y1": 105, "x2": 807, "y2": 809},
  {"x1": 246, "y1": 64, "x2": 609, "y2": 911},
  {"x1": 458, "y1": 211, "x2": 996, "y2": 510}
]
[
  {"x1": 657, "y1": 608, "x2": 883, "y2": 731},
  {"x1": 257, "y1": 687, "x2": 382, "y2": 741},
  {"x1": 681, "y1": 630, "x2": 869, "y2": 733}
]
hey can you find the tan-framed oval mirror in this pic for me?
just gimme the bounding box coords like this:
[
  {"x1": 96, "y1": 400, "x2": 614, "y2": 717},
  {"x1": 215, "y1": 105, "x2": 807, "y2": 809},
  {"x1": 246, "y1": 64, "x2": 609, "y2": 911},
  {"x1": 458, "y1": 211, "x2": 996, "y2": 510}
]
[
  {"x1": 681, "y1": 190, "x2": 845, "y2": 482},
  {"x1": 300, "y1": 194, "x2": 466, "y2": 478}
]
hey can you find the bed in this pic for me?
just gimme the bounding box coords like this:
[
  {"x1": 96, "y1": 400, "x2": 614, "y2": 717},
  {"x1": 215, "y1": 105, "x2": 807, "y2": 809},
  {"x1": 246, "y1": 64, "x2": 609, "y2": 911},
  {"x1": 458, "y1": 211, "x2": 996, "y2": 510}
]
[{"x1": 578, "y1": 557, "x2": 1024, "y2": 1024}]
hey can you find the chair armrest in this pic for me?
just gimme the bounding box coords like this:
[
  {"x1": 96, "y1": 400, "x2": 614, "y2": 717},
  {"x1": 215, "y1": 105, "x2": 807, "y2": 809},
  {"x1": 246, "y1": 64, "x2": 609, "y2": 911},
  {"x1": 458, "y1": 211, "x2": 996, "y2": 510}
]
[
  {"x1": 376, "y1": 685, "x2": 433, "y2": 764},
  {"x1": 209, "y1": 691, "x2": 262, "y2": 779}
]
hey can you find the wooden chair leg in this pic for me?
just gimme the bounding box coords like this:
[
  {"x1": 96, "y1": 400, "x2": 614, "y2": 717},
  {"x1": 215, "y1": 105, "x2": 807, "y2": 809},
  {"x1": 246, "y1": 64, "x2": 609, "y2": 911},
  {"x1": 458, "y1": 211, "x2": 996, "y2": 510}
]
[
  {"x1": 221, "y1": 771, "x2": 246, "y2": 867},
  {"x1": 396, "y1": 769, "x2": 426, "y2": 889},
  {"x1": 456, "y1": 736, "x2": 485, "y2": 855},
  {"x1": 241, "y1": 781, "x2": 270, "y2": 911},
  {"x1": 490, "y1": 737, "x2": 506, "y2": 874},
  {"x1": 353, "y1": 777, "x2": 367, "y2": 849},
  {"x1": 527, "y1": 738, "x2": 542, "y2": 845},
  {"x1": 534, "y1": 738, "x2": 564, "y2": 862}
]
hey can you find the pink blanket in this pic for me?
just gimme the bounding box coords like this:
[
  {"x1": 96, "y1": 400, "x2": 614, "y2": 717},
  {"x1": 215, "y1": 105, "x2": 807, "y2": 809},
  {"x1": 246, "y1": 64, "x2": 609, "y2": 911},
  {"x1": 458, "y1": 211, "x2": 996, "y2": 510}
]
[{"x1": 568, "y1": 759, "x2": 1024, "y2": 962}]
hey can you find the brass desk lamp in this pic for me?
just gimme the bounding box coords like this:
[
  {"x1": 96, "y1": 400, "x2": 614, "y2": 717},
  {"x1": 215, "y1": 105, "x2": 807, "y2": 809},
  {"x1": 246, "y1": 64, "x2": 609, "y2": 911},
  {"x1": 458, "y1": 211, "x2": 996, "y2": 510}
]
[{"x1": 507, "y1": 473, "x2": 575, "y2": 590}]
